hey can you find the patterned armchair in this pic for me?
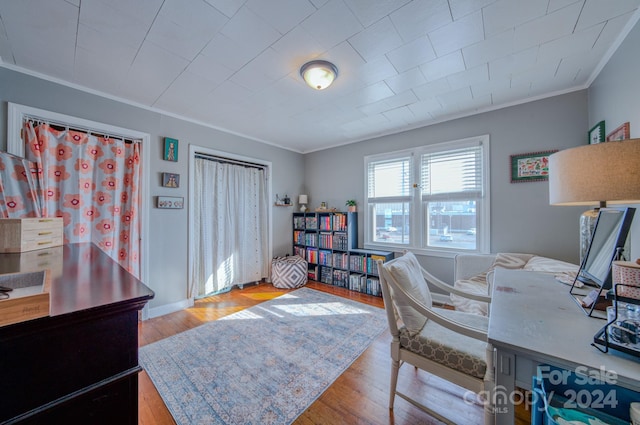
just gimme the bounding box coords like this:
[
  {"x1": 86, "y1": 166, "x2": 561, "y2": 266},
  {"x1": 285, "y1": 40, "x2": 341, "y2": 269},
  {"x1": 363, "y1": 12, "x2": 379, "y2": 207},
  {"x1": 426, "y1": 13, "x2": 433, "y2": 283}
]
[{"x1": 377, "y1": 252, "x2": 495, "y2": 424}]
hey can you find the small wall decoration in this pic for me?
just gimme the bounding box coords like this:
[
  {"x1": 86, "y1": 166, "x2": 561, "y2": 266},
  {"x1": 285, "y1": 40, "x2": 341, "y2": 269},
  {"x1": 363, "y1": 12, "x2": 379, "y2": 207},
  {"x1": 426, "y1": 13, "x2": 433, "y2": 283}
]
[
  {"x1": 588, "y1": 121, "x2": 605, "y2": 144},
  {"x1": 162, "y1": 172, "x2": 180, "y2": 188},
  {"x1": 606, "y1": 122, "x2": 630, "y2": 141},
  {"x1": 157, "y1": 196, "x2": 184, "y2": 209},
  {"x1": 164, "y1": 137, "x2": 178, "y2": 161},
  {"x1": 510, "y1": 150, "x2": 557, "y2": 183}
]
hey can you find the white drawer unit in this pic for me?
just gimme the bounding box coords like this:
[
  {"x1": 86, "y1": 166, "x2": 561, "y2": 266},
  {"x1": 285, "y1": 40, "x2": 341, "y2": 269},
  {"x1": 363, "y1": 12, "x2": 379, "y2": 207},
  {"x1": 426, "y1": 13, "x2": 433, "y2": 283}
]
[{"x1": 0, "y1": 218, "x2": 64, "y2": 253}]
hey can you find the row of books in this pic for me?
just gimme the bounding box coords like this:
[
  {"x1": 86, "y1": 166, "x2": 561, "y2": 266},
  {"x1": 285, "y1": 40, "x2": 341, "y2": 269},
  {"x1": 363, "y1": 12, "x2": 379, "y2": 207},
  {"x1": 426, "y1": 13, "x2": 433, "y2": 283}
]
[
  {"x1": 348, "y1": 274, "x2": 381, "y2": 297},
  {"x1": 293, "y1": 216, "x2": 306, "y2": 229},
  {"x1": 349, "y1": 254, "x2": 387, "y2": 274},
  {"x1": 317, "y1": 213, "x2": 349, "y2": 231},
  {"x1": 317, "y1": 232, "x2": 349, "y2": 250},
  {"x1": 318, "y1": 249, "x2": 332, "y2": 266}
]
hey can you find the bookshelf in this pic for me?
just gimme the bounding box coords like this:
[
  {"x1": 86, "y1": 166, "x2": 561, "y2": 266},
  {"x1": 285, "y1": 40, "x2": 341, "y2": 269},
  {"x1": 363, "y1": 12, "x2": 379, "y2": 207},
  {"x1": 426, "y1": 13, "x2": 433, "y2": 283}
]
[{"x1": 292, "y1": 212, "x2": 394, "y2": 296}]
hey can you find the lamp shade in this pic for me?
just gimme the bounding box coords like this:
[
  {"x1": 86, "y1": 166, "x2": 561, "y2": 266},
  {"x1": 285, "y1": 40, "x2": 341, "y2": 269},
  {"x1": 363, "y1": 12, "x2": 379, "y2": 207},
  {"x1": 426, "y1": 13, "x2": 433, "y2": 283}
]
[
  {"x1": 549, "y1": 139, "x2": 640, "y2": 206},
  {"x1": 298, "y1": 194, "x2": 308, "y2": 204},
  {"x1": 300, "y1": 60, "x2": 338, "y2": 90}
]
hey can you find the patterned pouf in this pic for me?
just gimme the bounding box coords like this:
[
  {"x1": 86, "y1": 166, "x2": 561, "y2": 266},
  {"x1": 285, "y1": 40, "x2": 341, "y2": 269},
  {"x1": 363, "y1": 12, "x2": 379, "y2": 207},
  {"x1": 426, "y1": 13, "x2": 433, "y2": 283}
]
[{"x1": 272, "y1": 255, "x2": 308, "y2": 288}]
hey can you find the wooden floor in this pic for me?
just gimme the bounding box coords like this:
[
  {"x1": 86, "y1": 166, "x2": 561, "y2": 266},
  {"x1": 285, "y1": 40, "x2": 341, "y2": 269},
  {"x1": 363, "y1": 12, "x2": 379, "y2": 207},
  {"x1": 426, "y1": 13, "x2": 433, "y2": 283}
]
[{"x1": 138, "y1": 281, "x2": 531, "y2": 425}]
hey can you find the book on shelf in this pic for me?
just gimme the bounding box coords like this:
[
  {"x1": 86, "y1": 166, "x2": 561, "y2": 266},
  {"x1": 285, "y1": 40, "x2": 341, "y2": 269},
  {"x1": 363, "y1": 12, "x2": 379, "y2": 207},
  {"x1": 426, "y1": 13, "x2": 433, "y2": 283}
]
[{"x1": 305, "y1": 216, "x2": 318, "y2": 229}]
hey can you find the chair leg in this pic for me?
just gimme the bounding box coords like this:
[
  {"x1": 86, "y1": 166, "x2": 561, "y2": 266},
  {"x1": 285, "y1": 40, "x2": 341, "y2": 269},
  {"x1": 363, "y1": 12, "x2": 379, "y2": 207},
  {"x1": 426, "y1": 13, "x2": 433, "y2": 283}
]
[{"x1": 389, "y1": 359, "x2": 400, "y2": 409}]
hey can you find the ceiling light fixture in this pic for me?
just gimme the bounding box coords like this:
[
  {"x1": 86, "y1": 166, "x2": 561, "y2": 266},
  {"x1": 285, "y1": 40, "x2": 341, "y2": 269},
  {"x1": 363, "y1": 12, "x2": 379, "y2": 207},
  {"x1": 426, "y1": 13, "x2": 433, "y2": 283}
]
[{"x1": 300, "y1": 60, "x2": 338, "y2": 90}]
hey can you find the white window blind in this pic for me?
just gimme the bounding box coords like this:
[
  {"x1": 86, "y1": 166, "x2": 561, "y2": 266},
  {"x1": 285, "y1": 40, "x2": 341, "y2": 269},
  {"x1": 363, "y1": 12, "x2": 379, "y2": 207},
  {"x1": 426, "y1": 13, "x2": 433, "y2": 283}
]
[
  {"x1": 367, "y1": 156, "x2": 412, "y2": 200},
  {"x1": 421, "y1": 145, "x2": 483, "y2": 200}
]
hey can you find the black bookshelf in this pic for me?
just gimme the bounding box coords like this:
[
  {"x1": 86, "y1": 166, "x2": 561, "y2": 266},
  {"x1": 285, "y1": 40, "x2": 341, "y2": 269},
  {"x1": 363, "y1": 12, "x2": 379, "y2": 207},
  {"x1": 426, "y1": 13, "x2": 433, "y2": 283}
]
[{"x1": 292, "y1": 212, "x2": 393, "y2": 296}]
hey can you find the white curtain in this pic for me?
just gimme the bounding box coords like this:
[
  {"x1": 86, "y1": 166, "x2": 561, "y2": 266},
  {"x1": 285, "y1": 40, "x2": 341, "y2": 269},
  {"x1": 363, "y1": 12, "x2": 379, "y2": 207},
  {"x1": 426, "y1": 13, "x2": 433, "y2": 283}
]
[{"x1": 190, "y1": 157, "x2": 269, "y2": 297}]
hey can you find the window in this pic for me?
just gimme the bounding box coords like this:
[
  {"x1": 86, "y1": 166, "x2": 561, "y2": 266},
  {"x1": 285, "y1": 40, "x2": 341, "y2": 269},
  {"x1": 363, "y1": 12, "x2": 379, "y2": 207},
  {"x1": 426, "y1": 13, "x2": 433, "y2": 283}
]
[{"x1": 365, "y1": 135, "x2": 489, "y2": 254}]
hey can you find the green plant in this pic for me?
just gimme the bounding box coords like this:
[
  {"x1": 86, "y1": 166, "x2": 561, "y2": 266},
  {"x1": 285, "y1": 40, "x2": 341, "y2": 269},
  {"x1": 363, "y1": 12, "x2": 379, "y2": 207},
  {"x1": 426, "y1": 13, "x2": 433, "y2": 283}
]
[{"x1": 345, "y1": 200, "x2": 357, "y2": 206}]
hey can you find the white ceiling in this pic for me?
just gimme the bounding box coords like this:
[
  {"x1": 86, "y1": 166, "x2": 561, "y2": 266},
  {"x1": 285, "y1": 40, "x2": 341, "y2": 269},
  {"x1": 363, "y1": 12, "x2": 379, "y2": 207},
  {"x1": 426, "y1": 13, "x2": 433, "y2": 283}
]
[{"x1": 1, "y1": 0, "x2": 639, "y2": 153}]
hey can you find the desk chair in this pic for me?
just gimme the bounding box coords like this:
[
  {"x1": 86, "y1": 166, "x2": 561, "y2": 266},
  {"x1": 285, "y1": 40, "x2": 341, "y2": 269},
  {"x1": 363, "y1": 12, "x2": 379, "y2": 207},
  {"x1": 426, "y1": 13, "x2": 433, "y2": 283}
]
[{"x1": 377, "y1": 252, "x2": 494, "y2": 424}]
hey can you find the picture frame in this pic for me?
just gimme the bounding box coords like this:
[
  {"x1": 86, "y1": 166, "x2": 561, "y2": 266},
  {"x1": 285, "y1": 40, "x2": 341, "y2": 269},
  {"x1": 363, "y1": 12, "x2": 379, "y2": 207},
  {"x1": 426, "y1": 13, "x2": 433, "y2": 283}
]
[
  {"x1": 162, "y1": 172, "x2": 180, "y2": 188},
  {"x1": 588, "y1": 121, "x2": 605, "y2": 144},
  {"x1": 510, "y1": 150, "x2": 557, "y2": 183},
  {"x1": 606, "y1": 122, "x2": 630, "y2": 142},
  {"x1": 164, "y1": 137, "x2": 178, "y2": 162},
  {"x1": 157, "y1": 196, "x2": 184, "y2": 209}
]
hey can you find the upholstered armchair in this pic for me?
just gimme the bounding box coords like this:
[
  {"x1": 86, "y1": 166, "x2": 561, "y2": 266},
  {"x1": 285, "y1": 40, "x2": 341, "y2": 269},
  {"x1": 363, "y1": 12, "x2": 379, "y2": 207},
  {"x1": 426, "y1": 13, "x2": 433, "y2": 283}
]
[{"x1": 377, "y1": 252, "x2": 494, "y2": 424}]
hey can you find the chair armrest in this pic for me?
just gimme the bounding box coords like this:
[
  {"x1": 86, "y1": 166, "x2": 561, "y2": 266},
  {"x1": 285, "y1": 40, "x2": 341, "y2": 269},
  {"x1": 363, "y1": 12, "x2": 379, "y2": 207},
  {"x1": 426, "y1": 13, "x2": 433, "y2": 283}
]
[
  {"x1": 454, "y1": 253, "x2": 496, "y2": 281},
  {"x1": 419, "y1": 263, "x2": 492, "y2": 304},
  {"x1": 383, "y1": 268, "x2": 488, "y2": 342}
]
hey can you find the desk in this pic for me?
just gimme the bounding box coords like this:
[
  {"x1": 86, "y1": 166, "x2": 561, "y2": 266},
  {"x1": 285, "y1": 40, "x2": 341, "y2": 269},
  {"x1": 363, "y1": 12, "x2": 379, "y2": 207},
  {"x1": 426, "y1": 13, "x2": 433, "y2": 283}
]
[
  {"x1": 0, "y1": 243, "x2": 154, "y2": 424},
  {"x1": 488, "y1": 268, "x2": 640, "y2": 425}
]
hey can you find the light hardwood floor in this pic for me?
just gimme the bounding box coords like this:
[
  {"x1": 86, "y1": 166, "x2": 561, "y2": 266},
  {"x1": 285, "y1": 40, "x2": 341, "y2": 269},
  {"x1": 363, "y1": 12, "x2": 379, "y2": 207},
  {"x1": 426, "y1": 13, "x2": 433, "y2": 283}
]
[{"x1": 138, "y1": 281, "x2": 531, "y2": 425}]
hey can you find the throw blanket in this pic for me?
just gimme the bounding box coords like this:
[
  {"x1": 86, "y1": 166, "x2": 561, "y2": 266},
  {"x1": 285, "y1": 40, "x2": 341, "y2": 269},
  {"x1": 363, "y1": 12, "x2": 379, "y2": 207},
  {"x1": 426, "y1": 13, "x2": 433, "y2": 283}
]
[{"x1": 451, "y1": 253, "x2": 579, "y2": 316}]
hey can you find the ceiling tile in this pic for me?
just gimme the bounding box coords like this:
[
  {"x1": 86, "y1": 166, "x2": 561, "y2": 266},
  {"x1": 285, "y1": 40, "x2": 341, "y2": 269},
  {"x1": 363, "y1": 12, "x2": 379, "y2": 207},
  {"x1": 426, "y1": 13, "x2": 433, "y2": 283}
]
[
  {"x1": 186, "y1": 54, "x2": 234, "y2": 86},
  {"x1": 271, "y1": 25, "x2": 325, "y2": 62},
  {"x1": 344, "y1": 0, "x2": 410, "y2": 27},
  {"x1": 230, "y1": 48, "x2": 291, "y2": 90},
  {"x1": 383, "y1": 106, "x2": 416, "y2": 124},
  {"x1": 482, "y1": 0, "x2": 548, "y2": 36},
  {"x1": 513, "y1": 2, "x2": 583, "y2": 51},
  {"x1": 300, "y1": 0, "x2": 363, "y2": 51},
  {"x1": 77, "y1": 24, "x2": 138, "y2": 66},
  {"x1": 246, "y1": 0, "x2": 315, "y2": 34},
  {"x1": 121, "y1": 41, "x2": 189, "y2": 105},
  {"x1": 220, "y1": 5, "x2": 281, "y2": 55},
  {"x1": 447, "y1": 64, "x2": 489, "y2": 90},
  {"x1": 79, "y1": 0, "x2": 155, "y2": 49},
  {"x1": 0, "y1": 15, "x2": 14, "y2": 64},
  {"x1": 386, "y1": 35, "x2": 436, "y2": 73},
  {"x1": 385, "y1": 67, "x2": 427, "y2": 94},
  {"x1": 470, "y1": 76, "x2": 510, "y2": 97},
  {"x1": 348, "y1": 17, "x2": 403, "y2": 61},
  {"x1": 489, "y1": 46, "x2": 538, "y2": 79},
  {"x1": 390, "y1": 0, "x2": 452, "y2": 42},
  {"x1": 145, "y1": 0, "x2": 228, "y2": 61},
  {"x1": 537, "y1": 23, "x2": 603, "y2": 64},
  {"x1": 412, "y1": 78, "x2": 452, "y2": 101},
  {"x1": 429, "y1": 11, "x2": 484, "y2": 56},
  {"x1": 74, "y1": 46, "x2": 129, "y2": 94},
  {"x1": 462, "y1": 28, "x2": 515, "y2": 68},
  {"x1": 449, "y1": 0, "x2": 497, "y2": 20},
  {"x1": 420, "y1": 51, "x2": 466, "y2": 81},
  {"x1": 202, "y1": 0, "x2": 246, "y2": 18},
  {"x1": 577, "y1": 0, "x2": 640, "y2": 30},
  {"x1": 153, "y1": 71, "x2": 220, "y2": 112}
]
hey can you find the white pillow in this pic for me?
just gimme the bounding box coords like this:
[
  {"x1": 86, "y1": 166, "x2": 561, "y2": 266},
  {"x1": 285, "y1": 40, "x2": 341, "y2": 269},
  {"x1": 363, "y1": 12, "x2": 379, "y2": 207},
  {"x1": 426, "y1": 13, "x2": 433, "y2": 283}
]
[{"x1": 385, "y1": 252, "x2": 433, "y2": 335}]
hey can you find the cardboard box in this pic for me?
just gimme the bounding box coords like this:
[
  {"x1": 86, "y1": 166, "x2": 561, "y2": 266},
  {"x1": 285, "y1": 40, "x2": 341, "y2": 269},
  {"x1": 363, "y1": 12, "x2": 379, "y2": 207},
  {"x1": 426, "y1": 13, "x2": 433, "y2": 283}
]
[{"x1": 0, "y1": 270, "x2": 51, "y2": 327}]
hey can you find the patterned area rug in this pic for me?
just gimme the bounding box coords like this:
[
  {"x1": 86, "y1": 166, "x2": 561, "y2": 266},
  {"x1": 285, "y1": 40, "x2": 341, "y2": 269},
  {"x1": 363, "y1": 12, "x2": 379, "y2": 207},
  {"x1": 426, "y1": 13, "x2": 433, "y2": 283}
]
[{"x1": 140, "y1": 287, "x2": 388, "y2": 425}]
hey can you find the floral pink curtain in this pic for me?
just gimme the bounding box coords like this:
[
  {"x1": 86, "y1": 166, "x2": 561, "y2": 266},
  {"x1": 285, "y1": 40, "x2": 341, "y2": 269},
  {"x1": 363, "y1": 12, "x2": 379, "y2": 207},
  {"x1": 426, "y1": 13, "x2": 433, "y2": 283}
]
[
  {"x1": 22, "y1": 121, "x2": 141, "y2": 277},
  {"x1": 0, "y1": 151, "x2": 43, "y2": 218}
]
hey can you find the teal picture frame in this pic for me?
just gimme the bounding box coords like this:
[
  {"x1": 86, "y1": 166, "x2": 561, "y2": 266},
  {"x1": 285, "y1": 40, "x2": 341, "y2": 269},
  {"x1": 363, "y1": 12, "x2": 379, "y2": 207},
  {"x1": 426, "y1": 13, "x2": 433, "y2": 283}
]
[{"x1": 164, "y1": 137, "x2": 178, "y2": 161}]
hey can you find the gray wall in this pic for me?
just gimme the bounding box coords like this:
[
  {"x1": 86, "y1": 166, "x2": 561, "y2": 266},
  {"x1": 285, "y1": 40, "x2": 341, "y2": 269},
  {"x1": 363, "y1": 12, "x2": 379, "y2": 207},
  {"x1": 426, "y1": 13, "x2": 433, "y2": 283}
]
[
  {"x1": 588, "y1": 18, "x2": 640, "y2": 261},
  {"x1": 0, "y1": 67, "x2": 304, "y2": 313},
  {"x1": 305, "y1": 91, "x2": 589, "y2": 281}
]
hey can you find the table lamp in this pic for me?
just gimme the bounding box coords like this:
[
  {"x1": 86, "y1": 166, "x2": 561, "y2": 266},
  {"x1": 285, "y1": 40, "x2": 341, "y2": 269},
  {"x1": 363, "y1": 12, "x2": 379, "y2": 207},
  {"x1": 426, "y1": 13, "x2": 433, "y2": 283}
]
[
  {"x1": 298, "y1": 194, "x2": 308, "y2": 212},
  {"x1": 549, "y1": 139, "x2": 640, "y2": 262}
]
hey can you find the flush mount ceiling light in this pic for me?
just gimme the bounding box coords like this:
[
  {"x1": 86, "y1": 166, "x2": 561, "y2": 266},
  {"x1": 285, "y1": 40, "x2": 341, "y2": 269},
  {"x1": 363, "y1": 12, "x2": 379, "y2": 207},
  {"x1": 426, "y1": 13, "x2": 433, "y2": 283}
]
[{"x1": 300, "y1": 60, "x2": 338, "y2": 90}]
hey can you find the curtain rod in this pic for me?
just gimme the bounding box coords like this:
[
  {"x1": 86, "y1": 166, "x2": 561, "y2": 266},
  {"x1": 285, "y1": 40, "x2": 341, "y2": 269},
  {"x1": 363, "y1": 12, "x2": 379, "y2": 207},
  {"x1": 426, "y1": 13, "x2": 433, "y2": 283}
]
[
  {"x1": 24, "y1": 114, "x2": 141, "y2": 145},
  {"x1": 195, "y1": 153, "x2": 266, "y2": 170}
]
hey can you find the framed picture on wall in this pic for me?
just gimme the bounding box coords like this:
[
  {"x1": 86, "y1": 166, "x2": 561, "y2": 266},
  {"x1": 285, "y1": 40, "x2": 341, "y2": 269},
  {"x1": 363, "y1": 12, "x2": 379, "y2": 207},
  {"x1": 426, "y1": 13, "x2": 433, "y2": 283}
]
[
  {"x1": 164, "y1": 137, "x2": 178, "y2": 161},
  {"x1": 162, "y1": 172, "x2": 180, "y2": 188},
  {"x1": 157, "y1": 196, "x2": 184, "y2": 209},
  {"x1": 510, "y1": 150, "x2": 557, "y2": 183},
  {"x1": 588, "y1": 121, "x2": 605, "y2": 144},
  {"x1": 606, "y1": 122, "x2": 630, "y2": 141}
]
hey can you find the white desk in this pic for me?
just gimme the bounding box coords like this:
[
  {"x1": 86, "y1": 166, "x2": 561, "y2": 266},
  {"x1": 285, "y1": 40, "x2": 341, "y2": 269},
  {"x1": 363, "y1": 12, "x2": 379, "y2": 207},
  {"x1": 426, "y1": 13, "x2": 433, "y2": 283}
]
[{"x1": 488, "y1": 268, "x2": 640, "y2": 425}]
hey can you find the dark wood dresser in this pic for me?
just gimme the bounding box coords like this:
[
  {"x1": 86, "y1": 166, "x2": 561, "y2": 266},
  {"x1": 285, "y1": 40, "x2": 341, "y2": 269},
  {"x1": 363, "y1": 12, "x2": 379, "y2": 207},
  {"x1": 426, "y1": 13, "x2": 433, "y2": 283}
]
[{"x1": 0, "y1": 243, "x2": 154, "y2": 424}]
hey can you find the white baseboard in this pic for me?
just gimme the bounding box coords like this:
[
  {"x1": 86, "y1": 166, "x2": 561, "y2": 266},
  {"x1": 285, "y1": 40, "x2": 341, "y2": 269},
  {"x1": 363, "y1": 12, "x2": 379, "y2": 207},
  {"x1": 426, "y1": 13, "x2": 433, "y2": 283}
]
[{"x1": 147, "y1": 298, "x2": 193, "y2": 319}]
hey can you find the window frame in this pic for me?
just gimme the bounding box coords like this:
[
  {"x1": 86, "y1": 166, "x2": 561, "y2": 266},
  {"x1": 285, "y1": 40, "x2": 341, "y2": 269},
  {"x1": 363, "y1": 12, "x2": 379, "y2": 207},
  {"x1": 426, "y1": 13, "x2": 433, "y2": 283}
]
[{"x1": 364, "y1": 135, "x2": 490, "y2": 257}]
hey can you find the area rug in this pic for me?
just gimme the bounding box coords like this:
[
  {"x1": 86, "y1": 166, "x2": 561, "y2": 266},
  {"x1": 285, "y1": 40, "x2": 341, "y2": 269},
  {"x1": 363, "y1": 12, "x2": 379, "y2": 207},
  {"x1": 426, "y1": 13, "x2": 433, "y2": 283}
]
[{"x1": 139, "y1": 287, "x2": 388, "y2": 425}]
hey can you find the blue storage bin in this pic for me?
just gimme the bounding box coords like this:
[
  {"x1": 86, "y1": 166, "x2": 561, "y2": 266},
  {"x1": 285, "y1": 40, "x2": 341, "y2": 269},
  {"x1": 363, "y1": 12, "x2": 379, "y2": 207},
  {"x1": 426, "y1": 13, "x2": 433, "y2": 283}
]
[{"x1": 531, "y1": 365, "x2": 640, "y2": 425}]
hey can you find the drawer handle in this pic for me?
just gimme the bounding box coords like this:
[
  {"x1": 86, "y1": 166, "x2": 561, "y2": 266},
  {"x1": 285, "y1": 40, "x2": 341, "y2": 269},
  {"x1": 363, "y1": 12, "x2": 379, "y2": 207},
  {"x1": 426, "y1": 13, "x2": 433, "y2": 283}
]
[
  {"x1": 37, "y1": 252, "x2": 52, "y2": 257},
  {"x1": 37, "y1": 241, "x2": 52, "y2": 246},
  {"x1": 38, "y1": 231, "x2": 52, "y2": 236},
  {"x1": 38, "y1": 219, "x2": 55, "y2": 222}
]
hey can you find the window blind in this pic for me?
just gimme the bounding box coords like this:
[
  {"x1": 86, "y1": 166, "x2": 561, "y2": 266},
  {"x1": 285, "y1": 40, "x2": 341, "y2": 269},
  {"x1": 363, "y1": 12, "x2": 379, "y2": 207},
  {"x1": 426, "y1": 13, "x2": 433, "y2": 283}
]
[
  {"x1": 367, "y1": 156, "x2": 412, "y2": 200},
  {"x1": 421, "y1": 145, "x2": 483, "y2": 200}
]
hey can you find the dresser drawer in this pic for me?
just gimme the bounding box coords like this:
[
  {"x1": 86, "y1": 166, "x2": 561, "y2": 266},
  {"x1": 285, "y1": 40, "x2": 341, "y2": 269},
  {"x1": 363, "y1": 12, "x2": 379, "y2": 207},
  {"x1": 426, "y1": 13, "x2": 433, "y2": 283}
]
[{"x1": 0, "y1": 218, "x2": 63, "y2": 253}]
